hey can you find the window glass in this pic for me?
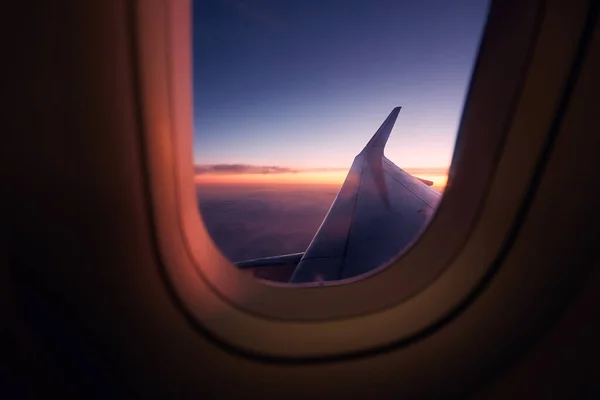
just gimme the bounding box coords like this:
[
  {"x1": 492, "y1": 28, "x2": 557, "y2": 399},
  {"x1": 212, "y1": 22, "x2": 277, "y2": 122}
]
[{"x1": 192, "y1": 0, "x2": 489, "y2": 283}]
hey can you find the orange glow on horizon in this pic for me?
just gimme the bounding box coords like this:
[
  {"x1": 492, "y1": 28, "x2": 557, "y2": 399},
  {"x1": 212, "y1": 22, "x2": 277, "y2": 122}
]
[
  {"x1": 194, "y1": 170, "x2": 347, "y2": 185},
  {"x1": 413, "y1": 173, "x2": 448, "y2": 192},
  {"x1": 194, "y1": 167, "x2": 448, "y2": 191}
]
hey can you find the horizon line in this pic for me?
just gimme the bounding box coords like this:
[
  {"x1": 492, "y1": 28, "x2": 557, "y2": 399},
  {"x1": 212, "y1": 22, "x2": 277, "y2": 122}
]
[{"x1": 194, "y1": 163, "x2": 450, "y2": 175}]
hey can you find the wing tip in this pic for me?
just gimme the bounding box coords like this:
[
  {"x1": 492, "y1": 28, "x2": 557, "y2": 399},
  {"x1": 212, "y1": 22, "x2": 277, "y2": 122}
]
[{"x1": 361, "y1": 106, "x2": 402, "y2": 155}]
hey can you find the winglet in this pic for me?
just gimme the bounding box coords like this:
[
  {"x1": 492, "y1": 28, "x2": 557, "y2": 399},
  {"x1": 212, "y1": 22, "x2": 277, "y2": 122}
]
[{"x1": 360, "y1": 106, "x2": 401, "y2": 157}]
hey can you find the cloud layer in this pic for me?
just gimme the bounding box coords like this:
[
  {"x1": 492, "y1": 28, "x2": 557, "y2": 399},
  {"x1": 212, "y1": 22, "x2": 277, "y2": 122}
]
[
  {"x1": 196, "y1": 183, "x2": 339, "y2": 261},
  {"x1": 194, "y1": 164, "x2": 352, "y2": 175},
  {"x1": 194, "y1": 164, "x2": 447, "y2": 175},
  {"x1": 194, "y1": 164, "x2": 301, "y2": 175},
  {"x1": 194, "y1": 164, "x2": 448, "y2": 188}
]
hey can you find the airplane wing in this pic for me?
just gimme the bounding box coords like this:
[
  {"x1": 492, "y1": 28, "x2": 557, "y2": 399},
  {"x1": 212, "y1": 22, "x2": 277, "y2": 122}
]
[{"x1": 235, "y1": 107, "x2": 442, "y2": 283}]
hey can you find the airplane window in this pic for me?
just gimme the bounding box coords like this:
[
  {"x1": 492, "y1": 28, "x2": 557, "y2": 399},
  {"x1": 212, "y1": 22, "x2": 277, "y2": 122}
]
[{"x1": 192, "y1": 0, "x2": 489, "y2": 284}]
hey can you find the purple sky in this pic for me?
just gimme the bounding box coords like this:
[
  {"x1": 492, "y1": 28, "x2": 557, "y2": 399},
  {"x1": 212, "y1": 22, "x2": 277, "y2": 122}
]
[{"x1": 192, "y1": 0, "x2": 489, "y2": 170}]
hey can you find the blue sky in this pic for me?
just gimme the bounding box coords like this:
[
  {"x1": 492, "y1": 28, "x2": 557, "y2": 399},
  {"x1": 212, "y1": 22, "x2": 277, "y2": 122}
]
[{"x1": 192, "y1": 0, "x2": 489, "y2": 170}]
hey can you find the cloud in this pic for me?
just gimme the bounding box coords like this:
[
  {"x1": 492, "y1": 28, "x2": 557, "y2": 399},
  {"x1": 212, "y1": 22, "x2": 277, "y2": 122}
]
[
  {"x1": 195, "y1": 164, "x2": 448, "y2": 175},
  {"x1": 195, "y1": 164, "x2": 300, "y2": 175},
  {"x1": 194, "y1": 164, "x2": 350, "y2": 175}
]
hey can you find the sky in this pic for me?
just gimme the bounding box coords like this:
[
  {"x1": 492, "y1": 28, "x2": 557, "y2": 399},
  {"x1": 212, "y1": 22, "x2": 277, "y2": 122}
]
[
  {"x1": 192, "y1": 0, "x2": 490, "y2": 266},
  {"x1": 192, "y1": 0, "x2": 490, "y2": 187}
]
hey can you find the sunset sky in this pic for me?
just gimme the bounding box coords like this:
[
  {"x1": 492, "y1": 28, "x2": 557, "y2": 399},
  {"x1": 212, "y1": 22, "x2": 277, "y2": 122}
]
[{"x1": 192, "y1": 0, "x2": 489, "y2": 190}]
